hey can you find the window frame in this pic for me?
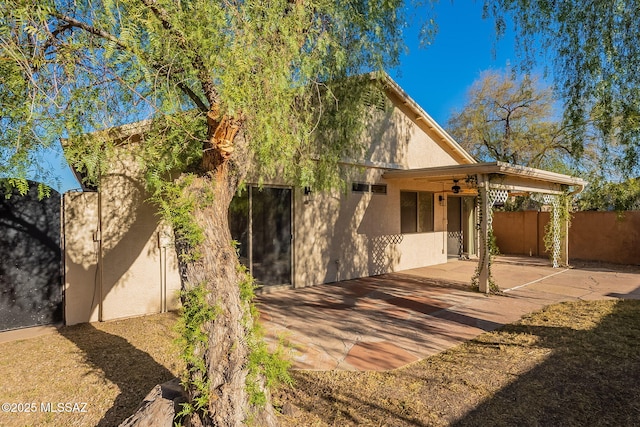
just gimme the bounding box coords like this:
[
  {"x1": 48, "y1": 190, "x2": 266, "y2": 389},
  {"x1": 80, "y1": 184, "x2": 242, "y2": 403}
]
[{"x1": 400, "y1": 190, "x2": 434, "y2": 234}]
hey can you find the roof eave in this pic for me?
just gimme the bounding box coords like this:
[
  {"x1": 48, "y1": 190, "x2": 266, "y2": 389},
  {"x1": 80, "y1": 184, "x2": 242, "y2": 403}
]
[{"x1": 382, "y1": 161, "x2": 587, "y2": 194}]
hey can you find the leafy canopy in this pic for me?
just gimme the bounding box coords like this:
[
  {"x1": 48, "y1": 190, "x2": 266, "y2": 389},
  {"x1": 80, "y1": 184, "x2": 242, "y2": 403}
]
[
  {"x1": 1, "y1": 0, "x2": 407, "y2": 192},
  {"x1": 483, "y1": 0, "x2": 640, "y2": 173},
  {"x1": 447, "y1": 69, "x2": 572, "y2": 170}
]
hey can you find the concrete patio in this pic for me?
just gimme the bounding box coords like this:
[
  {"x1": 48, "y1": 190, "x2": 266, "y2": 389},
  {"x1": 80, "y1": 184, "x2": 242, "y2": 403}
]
[{"x1": 257, "y1": 256, "x2": 640, "y2": 371}]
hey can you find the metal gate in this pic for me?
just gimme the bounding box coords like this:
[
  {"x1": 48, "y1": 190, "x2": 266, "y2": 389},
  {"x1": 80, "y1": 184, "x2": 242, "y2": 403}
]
[{"x1": 0, "y1": 182, "x2": 63, "y2": 331}]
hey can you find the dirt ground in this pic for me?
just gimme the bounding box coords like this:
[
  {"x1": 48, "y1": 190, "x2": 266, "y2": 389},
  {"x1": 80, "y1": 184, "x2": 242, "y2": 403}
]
[
  {"x1": 0, "y1": 312, "x2": 183, "y2": 427},
  {"x1": 1, "y1": 299, "x2": 639, "y2": 426},
  {"x1": 274, "y1": 299, "x2": 640, "y2": 427}
]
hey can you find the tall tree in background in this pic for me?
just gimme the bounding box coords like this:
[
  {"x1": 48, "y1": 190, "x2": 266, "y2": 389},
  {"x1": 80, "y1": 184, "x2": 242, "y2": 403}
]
[
  {"x1": 447, "y1": 70, "x2": 572, "y2": 169},
  {"x1": 483, "y1": 0, "x2": 640, "y2": 173},
  {"x1": 1, "y1": 1, "x2": 407, "y2": 425}
]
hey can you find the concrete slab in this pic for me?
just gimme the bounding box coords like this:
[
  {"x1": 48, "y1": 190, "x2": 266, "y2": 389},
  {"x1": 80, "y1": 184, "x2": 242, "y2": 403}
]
[
  {"x1": 257, "y1": 256, "x2": 640, "y2": 371},
  {"x1": 0, "y1": 324, "x2": 60, "y2": 344}
]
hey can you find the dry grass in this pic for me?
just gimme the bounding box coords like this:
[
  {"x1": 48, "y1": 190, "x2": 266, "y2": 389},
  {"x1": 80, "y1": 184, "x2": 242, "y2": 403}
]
[
  {"x1": 1, "y1": 300, "x2": 639, "y2": 427},
  {"x1": 0, "y1": 312, "x2": 183, "y2": 427},
  {"x1": 275, "y1": 299, "x2": 640, "y2": 427}
]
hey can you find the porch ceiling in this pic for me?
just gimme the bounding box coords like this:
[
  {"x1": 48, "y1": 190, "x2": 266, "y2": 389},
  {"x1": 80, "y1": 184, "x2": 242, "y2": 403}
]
[{"x1": 382, "y1": 161, "x2": 587, "y2": 195}]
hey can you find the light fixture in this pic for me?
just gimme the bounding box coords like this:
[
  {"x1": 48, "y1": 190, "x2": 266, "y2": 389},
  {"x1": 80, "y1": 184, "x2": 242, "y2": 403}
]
[
  {"x1": 303, "y1": 186, "x2": 313, "y2": 204},
  {"x1": 451, "y1": 179, "x2": 461, "y2": 194}
]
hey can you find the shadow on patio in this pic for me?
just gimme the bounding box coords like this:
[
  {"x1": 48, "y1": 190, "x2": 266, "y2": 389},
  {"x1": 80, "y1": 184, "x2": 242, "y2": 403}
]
[{"x1": 258, "y1": 257, "x2": 640, "y2": 371}]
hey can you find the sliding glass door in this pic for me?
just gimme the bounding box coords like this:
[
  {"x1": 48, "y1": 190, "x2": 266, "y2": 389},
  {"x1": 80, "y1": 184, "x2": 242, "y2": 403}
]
[{"x1": 229, "y1": 186, "x2": 292, "y2": 287}]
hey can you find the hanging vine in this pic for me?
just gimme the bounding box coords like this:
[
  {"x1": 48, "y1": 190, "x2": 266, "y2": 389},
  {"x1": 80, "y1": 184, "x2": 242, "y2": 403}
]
[
  {"x1": 470, "y1": 188, "x2": 504, "y2": 294},
  {"x1": 543, "y1": 190, "x2": 572, "y2": 267},
  {"x1": 470, "y1": 229, "x2": 501, "y2": 293}
]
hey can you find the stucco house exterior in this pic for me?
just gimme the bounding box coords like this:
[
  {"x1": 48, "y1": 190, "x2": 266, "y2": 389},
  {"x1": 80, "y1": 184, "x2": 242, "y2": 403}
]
[{"x1": 60, "y1": 74, "x2": 586, "y2": 326}]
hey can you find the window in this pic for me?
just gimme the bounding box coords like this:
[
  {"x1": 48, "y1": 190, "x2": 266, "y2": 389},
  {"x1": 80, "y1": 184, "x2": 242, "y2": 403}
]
[{"x1": 400, "y1": 191, "x2": 434, "y2": 233}]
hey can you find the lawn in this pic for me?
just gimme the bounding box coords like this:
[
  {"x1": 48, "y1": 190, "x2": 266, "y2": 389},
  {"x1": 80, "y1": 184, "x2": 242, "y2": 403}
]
[{"x1": 1, "y1": 299, "x2": 639, "y2": 426}]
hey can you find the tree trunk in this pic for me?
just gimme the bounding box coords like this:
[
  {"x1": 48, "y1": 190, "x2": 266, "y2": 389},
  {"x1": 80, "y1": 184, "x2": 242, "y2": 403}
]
[{"x1": 172, "y1": 112, "x2": 277, "y2": 426}]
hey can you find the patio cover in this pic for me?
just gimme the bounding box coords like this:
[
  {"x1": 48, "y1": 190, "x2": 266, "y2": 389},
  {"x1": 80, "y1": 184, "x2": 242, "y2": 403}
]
[
  {"x1": 382, "y1": 161, "x2": 587, "y2": 293},
  {"x1": 382, "y1": 161, "x2": 586, "y2": 195}
]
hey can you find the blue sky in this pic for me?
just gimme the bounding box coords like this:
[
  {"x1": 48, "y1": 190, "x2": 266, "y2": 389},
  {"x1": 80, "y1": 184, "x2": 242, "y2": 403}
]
[
  {"x1": 395, "y1": 1, "x2": 515, "y2": 124},
  {"x1": 41, "y1": 1, "x2": 517, "y2": 193}
]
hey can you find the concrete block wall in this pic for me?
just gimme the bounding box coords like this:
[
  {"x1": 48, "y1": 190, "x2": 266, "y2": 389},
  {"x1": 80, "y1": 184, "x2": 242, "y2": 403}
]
[{"x1": 493, "y1": 210, "x2": 640, "y2": 265}]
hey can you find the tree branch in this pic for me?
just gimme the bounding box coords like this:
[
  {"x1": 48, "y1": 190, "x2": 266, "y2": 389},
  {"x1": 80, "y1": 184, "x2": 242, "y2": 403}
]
[
  {"x1": 50, "y1": 12, "x2": 127, "y2": 50},
  {"x1": 138, "y1": 0, "x2": 219, "y2": 108},
  {"x1": 49, "y1": 10, "x2": 209, "y2": 112}
]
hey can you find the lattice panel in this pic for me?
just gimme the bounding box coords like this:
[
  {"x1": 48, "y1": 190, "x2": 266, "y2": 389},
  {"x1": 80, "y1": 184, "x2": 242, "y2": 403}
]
[
  {"x1": 549, "y1": 195, "x2": 561, "y2": 268},
  {"x1": 487, "y1": 189, "x2": 508, "y2": 229},
  {"x1": 371, "y1": 234, "x2": 404, "y2": 275},
  {"x1": 447, "y1": 231, "x2": 464, "y2": 257}
]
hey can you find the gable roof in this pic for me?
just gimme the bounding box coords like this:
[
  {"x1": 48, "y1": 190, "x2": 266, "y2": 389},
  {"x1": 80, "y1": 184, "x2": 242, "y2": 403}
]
[{"x1": 379, "y1": 73, "x2": 476, "y2": 166}]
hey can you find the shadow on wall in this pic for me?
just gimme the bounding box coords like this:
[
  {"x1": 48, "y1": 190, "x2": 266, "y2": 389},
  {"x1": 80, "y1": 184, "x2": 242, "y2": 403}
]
[
  {"x1": 57, "y1": 323, "x2": 176, "y2": 426},
  {"x1": 65, "y1": 152, "x2": 176, "y2": 323},
  {"x1": 363, "y1": 105, "x2": 410, "y2": 167},
  {"x1": 0, "y1": 182, "x2": 62, "y2": 331},
  {"x1": 324, "y1": 189, "x2": 372, "y2": 283},
  {"x1": 295, "y1": 106, "x2": 409, "y2": 287},
  {"x1": 310, "y1": 186, "x2": 402, "y2": 285},
  {"x1": 100, "y1": 171, "x2": 165, "y2": 294}
]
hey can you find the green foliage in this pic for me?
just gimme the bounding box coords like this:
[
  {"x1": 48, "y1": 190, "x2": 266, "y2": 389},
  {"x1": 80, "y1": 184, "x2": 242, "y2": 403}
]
[
  {"x1": 0, "y1": 178, "x2": 52, "y2": 200},
  {"x1": 237, "y1": 264, "x2": 258, "y2": 305},
  {"x1": 542, "y1": 192, "x2": 571, "y2": 265},
  {"x1": 483, "y1": 0, "x2": 640, "y2": 174},
  {"x1": 237, "y1": 266, "x2": 293, "y2": 408},
  {"x1": 1, "y1": 0, "x2": 412, "y2": 194},
  {"x1": 149, "y1": 174, "x2": 205, "y2": 261},
  {"x1": 1, "y1": 0, "x2": 418, "y2": 421},
  {"x1": 471, "y1": 230, "x2": 500, "y2": 294},
  {"x1": 578, "y1": 176, "x2": 640, "y2": 213},
  {"x1": 174, "y1": 283, "x2": 221, "y2": 418},
  {"x1": 0, "y1": 178, "x2": 30, "y2": 198}
]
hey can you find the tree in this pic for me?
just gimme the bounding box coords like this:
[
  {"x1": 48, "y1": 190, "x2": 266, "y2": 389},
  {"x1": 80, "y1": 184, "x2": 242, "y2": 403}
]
[
  {"x1": 482, "y1": 0, "x2": 640, "y2": 174},
  {"x1": 447, "y1": 70, "x2": 572, "y2": 169},
  {"x1": 1, "y1": 1, "x2": 408, "y2": 425},
  {"x1": 578, "y1": 176, "x2": 640, "y2": 211}
]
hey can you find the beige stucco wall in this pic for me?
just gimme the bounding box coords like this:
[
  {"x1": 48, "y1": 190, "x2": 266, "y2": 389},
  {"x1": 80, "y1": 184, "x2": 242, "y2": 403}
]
[
  {"x1": 64, "y1": 192, "x2": 100, "y2": 325},
  {"x1": 64, "y1": 149, "x2": 181, "y2": 325},
  {"x1": 293, "y1": 175, "x2": 449, "y2": 288},
  {"x1": 64, "y1": 91, "x2": 470, "y2": 320},
  {"x1": 359, "y1": 103, "x2": 462, "y2": 170},
  {"x1": 292, "y1": 124, "x2": 454, "y2": 288}
]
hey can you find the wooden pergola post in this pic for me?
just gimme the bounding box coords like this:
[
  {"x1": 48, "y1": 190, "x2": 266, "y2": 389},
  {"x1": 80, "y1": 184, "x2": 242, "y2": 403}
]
[{"x1": 478, "y1": 177, "x2": 490, "y2": 293}]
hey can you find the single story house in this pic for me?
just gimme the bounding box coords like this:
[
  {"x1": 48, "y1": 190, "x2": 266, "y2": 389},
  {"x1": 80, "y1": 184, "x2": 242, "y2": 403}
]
[{"x1": 0, "y1": 74, "x2": 586, "y2": 330}]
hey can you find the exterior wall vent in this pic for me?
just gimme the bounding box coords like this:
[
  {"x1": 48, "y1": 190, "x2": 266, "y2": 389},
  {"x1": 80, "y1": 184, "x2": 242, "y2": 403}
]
[
  {"x1": 351, "y1": 182, "x2": 370, "y2": 193},
  {"x1": 371, "y1": 184, "x2": 387, "y2": 194}
]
